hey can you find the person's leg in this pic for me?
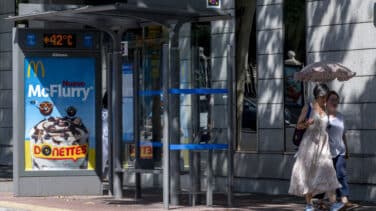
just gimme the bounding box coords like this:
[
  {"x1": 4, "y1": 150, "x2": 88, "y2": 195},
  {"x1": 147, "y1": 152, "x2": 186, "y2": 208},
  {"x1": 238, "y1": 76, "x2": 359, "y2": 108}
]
[
  {"x1": 335, "y1": 155, "x2": 350, "y2": 202},
  {"x1": 305, "y1": 193, "x2": 314, "y2": 211},
  {"x1": 327, "y1": 191, "x2": 336, "y2": 203},
  {"x1": 328, "y1": 190, "x2": 345, "y2": 211},
  {"x1": 305, "y1": 193, "x2": 313, "y2": 204},
  {"x1": 313, "y1": 193, "x2": 327, "y2": 210}
]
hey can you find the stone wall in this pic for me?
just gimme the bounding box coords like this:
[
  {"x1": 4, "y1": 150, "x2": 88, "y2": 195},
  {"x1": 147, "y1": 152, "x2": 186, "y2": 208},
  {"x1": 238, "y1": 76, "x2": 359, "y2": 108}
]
[
  {"x1": 307, "y1": 0, "x2": 376, "y2": 201},
  {"x1": 0, "y1": 0, "x2": 15, "y2": 166},
  {"x1": 256, "y1": 0, "x2": 285, "y2": 153}
]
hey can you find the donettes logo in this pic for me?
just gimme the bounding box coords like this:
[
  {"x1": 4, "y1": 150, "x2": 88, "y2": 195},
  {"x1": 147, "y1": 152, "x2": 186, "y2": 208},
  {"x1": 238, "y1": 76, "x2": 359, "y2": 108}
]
[
  {"x1": 27, "y1": 61, "x2": 45, "y2": 78},
  {"x1": 33, "y1": 144, "x2": 87, "y2": 161}
]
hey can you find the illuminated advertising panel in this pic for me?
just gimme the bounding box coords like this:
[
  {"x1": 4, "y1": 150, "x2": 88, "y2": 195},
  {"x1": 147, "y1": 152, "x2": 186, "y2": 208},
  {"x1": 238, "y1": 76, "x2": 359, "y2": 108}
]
[{"x1": 24, "y1": 57, "x2": 96, "y2": 171}]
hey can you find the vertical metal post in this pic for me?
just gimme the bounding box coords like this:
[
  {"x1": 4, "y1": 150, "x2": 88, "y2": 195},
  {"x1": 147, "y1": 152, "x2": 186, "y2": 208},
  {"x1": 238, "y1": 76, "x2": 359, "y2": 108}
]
[
  {"x1": 190, "y1": 149, "x2": 200, "y2": 206},
  {"x1": 107, "y1": 50, "x2": 114, "y2": 195},
  {"x1": 188, "y1": 151, "x2": 194, "y2": 205},
  {"x1": 226, "y1": 44, "x2": 234, "y2": 207},
  {"x1": 162, "y1": 43, "x2": 170, "y2": 209},
  {"x1": 206, "y1": 149, "x2": 213, "y2": 206},
  {"x1": 111, "y1": 32, "x2": 123, "y2": 199},
  {"x1": 12, "y1": 27, "x2": 21, "y2": 195},
  {"x1": 206, "y1": 92, "x2": 214, "y2": 206},
  {"x1": 134, "y1": 47, "x2": 141, "y2": 199},
  {"x1": 206, "y1": 35, "x2": 215, "y2": 206},
  {"x1": 190, "y1": 47, "x2": 200, "y2": 206},
  {"x1": 169, "y1": 26, "x2": 181, "y2": 206}
]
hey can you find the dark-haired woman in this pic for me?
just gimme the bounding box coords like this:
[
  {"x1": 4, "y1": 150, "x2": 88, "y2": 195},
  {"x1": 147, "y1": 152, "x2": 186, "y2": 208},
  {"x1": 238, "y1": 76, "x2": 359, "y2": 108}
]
[
  {"x1": 326, "y1": 91, "x2": 358, "y2": 210},
  {"x1": 289, "y1": 84, "x2": 343, "y2": 211}
]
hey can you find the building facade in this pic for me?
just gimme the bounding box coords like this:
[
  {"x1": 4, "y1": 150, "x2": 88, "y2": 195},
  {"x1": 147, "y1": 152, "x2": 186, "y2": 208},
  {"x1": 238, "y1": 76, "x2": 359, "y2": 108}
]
[
  {"x1": 308, "y1": 0, "x2": 376, "y2": 201},
  {"x1": 0, "y1": 0, "x2": 15, "y2": 166},
  {"x1": 2, "y1": 0, "x2": 376, "y2": 202},
  {"x1": 234, "y1": 0, "x2": 376, "y2": 201}
]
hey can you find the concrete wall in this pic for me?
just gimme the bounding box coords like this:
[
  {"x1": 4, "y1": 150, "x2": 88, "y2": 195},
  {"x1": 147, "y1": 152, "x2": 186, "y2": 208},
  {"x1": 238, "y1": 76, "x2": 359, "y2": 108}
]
[
  {"x1": 0, "y1": 0, "x2": 15, "y2": 166},
  {"x1": 306, "y1": 0, "x2": 376, "y2": 201},
  {"x1": 210, "y1": 0, "x2": 235, "y2": 177},
  {"x1": 210, "y1": 0, "x2": 235, "y2": 144},
  {"x1": 256, "y1": 0, "x2": 285, "y2": 153}
]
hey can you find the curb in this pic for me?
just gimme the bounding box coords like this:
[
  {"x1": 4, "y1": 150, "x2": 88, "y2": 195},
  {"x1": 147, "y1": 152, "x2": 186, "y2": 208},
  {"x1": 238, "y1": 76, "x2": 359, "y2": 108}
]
[{"x1": 0, "y1": 201, "x2": 72, "y2": 211}]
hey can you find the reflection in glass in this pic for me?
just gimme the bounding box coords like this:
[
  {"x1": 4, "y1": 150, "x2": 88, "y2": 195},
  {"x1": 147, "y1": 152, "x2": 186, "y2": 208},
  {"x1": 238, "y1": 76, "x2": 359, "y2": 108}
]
[
  {"x1": 121, "y1": 26, "x2": 166, "y2": 169},
  {"x1": 237, "y1": 6, "x2": 257, "y2": 151},
  {"x1": 192, "y1": 22, "x2": 211, "y2": 142},
  {"x1": 284, "y1": 0, "x2": 306, "y2": 152}
]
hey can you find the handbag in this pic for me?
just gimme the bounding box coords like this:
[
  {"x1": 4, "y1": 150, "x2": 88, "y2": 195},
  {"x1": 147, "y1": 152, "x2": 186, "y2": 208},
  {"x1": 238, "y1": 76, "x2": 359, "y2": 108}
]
[{"x1": 292, "y1": 104, "x2": 312, "y2": 146}]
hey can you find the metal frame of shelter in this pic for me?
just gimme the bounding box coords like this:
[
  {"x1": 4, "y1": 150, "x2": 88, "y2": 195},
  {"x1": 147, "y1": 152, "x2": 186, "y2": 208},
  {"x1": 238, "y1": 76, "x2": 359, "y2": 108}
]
[{"x1": 8, "y1": 3, "x2": 234, "y2": 209}]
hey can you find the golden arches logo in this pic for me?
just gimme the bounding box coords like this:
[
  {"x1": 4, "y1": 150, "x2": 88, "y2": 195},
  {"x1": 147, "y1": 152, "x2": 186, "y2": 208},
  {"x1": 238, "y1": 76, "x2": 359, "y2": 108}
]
[{"x1": 27, "y1": 61, "x2": 45, "y2": 78}]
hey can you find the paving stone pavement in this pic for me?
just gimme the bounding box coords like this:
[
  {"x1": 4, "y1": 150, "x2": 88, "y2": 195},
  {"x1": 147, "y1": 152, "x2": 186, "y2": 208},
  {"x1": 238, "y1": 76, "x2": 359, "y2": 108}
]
[
  {"x1": 1, "y1": 189, "x2": 376, "y2": 211},
  {"x1": 1, "y1": 167, "x2": 376, "y2": 211}
]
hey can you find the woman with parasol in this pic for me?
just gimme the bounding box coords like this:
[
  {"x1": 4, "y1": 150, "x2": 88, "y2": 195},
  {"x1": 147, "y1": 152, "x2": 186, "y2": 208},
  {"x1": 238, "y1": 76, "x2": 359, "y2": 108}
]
[{"x1": 288, "y1": 62, "x2": 356, "y2": 211}]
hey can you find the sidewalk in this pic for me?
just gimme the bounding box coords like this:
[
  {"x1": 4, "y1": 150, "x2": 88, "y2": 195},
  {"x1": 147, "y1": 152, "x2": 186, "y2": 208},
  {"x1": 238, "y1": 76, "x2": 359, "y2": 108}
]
[{"x1": 1, "y1": 185, "x2": 376, "y2": 210}]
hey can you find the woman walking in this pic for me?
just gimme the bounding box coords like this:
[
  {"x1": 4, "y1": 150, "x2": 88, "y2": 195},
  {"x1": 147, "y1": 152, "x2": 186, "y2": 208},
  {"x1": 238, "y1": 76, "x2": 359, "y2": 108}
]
[
  {"x1": 289, "y1": 84, "x2": 343, "y2": 211},
  {"x1": 326, "y1": 91, "x2": 358, "y2": 210}
]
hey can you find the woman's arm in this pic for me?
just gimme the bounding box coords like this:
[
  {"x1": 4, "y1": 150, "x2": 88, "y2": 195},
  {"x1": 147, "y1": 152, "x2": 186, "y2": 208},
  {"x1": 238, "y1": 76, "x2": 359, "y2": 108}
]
[
  {"x1": 296, "y1": 104, "x2": 311, "y2": 130},
  {"x1": 343, "y1": 133, "x2": 349, "y2": 159},
  {"x1": 342, "y1": 114, "x2": 349, "y2": 159}
]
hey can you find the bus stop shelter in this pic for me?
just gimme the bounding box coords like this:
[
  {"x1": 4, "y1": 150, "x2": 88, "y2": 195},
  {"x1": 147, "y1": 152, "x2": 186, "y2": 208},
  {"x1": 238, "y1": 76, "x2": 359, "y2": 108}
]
[{"x1": 8, "y1": 2, "x2": 233, "y2": 209}]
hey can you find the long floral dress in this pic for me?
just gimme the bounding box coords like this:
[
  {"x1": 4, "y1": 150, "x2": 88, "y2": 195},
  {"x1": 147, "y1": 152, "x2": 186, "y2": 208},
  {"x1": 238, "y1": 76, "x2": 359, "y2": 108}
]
[{"x1": 289, "y1": 106, "x2": 341, "y2": 196}]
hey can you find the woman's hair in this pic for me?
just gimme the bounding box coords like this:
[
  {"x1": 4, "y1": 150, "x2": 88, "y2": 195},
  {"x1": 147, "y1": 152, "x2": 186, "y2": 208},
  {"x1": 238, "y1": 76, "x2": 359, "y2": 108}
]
[
  {"x1": 327, "y1": 90, "x2": 340, "y2": 101},
  {"x1": 313, "y1": 83, "x2": 329, "y2": 99}
]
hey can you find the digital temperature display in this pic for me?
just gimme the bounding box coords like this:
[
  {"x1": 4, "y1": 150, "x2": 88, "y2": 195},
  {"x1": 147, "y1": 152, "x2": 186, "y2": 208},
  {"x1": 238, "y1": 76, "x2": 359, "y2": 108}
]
[{"x1": 43, "y1": 33, "x2": 76, "y2": 48}]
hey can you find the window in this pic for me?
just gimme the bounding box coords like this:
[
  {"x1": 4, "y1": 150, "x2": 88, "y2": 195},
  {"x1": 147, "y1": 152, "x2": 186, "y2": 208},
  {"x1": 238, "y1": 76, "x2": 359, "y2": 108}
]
[
  {"x1": 237, "y1": 5, "x2": 257, "y2": 151},
  {"x1": 283, "y1": 0, "x2": 306, "y2": 151}
]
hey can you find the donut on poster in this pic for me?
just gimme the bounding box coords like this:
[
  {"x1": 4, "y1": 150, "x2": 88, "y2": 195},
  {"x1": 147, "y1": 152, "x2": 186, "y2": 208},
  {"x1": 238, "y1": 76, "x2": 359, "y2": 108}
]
[{"x1": 24, "y1": 57, "x2": 96, "y2": 171}]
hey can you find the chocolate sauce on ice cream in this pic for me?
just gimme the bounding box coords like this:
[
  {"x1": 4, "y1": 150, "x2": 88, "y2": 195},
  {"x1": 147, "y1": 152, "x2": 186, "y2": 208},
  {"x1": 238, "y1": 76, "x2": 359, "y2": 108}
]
[{"x1": 30, "y1": 110, "x2": 89, "y2": 169}]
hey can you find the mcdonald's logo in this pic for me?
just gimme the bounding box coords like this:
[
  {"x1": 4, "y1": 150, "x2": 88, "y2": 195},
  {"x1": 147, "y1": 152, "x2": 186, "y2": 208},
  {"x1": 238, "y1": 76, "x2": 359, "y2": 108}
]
[{"x1": 27, "y1": 61, "x2": 45, "y2": 78}]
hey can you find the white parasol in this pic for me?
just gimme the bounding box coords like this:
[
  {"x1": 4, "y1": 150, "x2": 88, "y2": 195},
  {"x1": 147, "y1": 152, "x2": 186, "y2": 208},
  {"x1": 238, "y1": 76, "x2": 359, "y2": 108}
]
[{"x1": 294, "y1": 61, "x2": 356, "y2": 82}]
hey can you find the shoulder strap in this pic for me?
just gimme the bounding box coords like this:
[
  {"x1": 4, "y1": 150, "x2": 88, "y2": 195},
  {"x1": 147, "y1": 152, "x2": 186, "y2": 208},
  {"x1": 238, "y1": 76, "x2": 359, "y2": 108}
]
[{"x1": 305, "y1": 104, "x2": 311, "y2": 119}]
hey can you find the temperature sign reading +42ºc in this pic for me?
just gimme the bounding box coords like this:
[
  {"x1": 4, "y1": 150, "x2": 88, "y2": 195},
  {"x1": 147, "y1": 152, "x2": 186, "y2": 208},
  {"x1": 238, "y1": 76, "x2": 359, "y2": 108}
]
[{"x1": 43, "y1": 33, "x2": 76, "y2": 48}]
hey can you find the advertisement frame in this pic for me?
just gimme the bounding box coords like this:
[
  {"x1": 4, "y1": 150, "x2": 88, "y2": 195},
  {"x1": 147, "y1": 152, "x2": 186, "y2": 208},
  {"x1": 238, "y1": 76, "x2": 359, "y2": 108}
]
[
  {"x1": 14, "y1": 48, "x2": 102, "y2": 178},
  {"x1": 24, "y1": 56, "x2": 97, "y2": 172}
]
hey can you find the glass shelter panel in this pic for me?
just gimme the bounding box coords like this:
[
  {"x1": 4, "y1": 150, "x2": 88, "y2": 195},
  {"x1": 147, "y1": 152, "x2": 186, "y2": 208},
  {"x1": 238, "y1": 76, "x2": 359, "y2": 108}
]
[{"x1": 121, "y1": 26, "x2": 166, "y2": 169}]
